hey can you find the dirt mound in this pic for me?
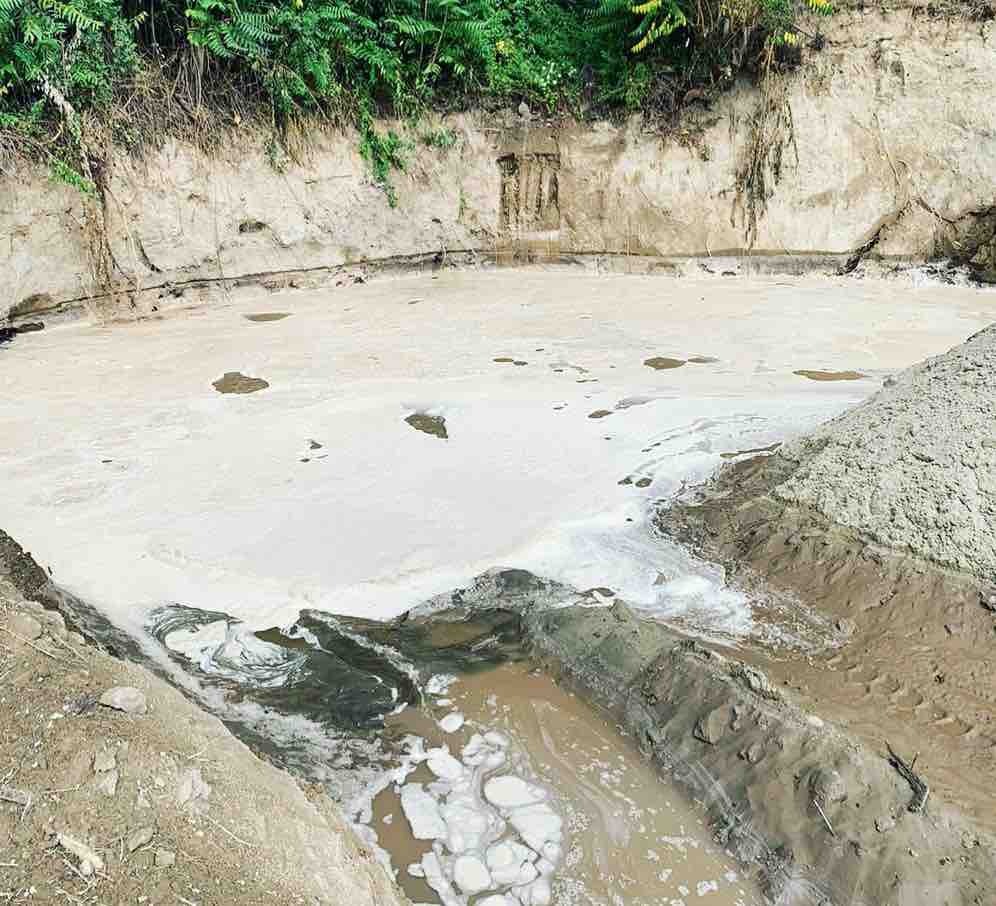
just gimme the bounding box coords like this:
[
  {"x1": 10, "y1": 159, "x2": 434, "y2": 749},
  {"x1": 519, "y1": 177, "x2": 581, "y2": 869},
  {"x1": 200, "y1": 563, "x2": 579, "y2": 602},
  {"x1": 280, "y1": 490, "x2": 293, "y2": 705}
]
[
  {"x1": 775, "y1": 323, "x2": 996, "y2": 582},
  {"x1": 650, "y1": 326, "x2": 996, "y2": 901},
  {"x1": 0, "y1": 569, "x2": 407, "y2": 905}
]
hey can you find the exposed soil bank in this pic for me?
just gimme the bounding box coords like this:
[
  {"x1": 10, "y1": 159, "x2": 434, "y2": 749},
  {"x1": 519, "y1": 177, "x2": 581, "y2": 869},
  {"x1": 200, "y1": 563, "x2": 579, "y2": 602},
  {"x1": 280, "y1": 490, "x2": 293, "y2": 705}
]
[
  {"x1": 399, "y1": 570, "x2": 996, "y2": 906},
  {"x1": 0, "y1": 537, "x2": 408, "y2": 906},
  {"x1": 4, "y1": 9, "x2": 996, "y2": 322},
  {"x1": 648, "y1": 330, "x2": 996, "y2": 901}
]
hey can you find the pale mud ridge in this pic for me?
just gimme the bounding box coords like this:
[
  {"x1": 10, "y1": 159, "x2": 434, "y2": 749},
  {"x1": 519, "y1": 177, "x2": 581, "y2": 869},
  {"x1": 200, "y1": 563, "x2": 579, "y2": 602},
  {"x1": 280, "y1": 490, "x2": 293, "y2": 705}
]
[{"x1": 778, "y1": 324, "x2": 996, "y2": 581}]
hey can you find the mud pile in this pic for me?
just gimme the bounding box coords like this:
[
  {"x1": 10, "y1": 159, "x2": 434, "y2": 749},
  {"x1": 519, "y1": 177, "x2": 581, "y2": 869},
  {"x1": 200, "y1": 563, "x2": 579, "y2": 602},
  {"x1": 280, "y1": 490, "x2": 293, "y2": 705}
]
[
  {"x1": 775, "y1": 323, "x2": 996, "y2": 582},
  {"x1": 651, "y1": 326, "x2": 996, "y2": 902}
]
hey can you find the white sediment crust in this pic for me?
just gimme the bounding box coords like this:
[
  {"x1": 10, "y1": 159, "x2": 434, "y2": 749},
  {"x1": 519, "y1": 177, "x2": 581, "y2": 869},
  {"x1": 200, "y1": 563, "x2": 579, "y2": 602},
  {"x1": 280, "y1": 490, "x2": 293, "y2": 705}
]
[{"x1": 6, "y1": 273, "x2": 986, "y2": 647}]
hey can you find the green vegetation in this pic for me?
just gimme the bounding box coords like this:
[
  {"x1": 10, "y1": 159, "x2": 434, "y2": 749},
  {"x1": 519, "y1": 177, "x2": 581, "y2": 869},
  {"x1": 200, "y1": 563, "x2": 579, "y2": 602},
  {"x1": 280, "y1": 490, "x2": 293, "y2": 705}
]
[{"x1": 1, "y1": 0, "x2": 833, "y2": 194}]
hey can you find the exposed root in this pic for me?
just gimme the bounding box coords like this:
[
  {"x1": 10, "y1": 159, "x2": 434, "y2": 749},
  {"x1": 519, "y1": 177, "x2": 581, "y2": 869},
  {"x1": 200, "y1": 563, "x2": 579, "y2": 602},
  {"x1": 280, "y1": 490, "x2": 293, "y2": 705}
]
[{"x1": 732, "y1": 76, "x2": 797, "y2": 251}]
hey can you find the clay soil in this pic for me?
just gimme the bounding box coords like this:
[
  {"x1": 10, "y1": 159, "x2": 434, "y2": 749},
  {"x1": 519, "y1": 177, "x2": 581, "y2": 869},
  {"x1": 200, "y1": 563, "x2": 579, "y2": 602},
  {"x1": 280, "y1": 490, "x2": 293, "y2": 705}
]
[
  {"x1": 659, "y1": 451, "x2": 996, "y2": 835},
  {"x1": 0, "y1": 578, "x2": 407, "y2": 906}
]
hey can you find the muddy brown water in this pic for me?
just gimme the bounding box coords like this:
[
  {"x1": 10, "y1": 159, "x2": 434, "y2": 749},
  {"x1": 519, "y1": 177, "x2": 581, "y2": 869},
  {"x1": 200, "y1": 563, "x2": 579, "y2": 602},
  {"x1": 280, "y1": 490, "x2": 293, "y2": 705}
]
[
  {"x1": 372, "y1": 663, "x2": 760, "y2": 906},
  {"x1": 792, "y1": 369, "x2": 866, "y2": 381}
]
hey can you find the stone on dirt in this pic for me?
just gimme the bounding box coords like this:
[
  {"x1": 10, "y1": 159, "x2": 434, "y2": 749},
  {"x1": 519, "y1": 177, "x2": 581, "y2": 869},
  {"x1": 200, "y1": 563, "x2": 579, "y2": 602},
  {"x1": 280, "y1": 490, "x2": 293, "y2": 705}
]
[
  {"x1": 693, "y1": 706, "x2": 728, "y2": 745},
  {"x1": 93, "y1": 748, "x2": 116, "y2": 774},
  {"x1": 154, "y1": 849, "x2": 176, "y2": 868},
  {"x1": 99, "y1": 686, "x2": 147, "y2": 715},
  {"x1": 176, "y1": 767, "x2": 211, "y2": 810},
  {"x1": 8, "y1": 612, "x2": 43, "y2": 640},
  {"x1": 96, "y1": 769, "x2": 119, "y2": 797},
  {"x1": 127, "y1": 825, "x2": 155, "y2": 852},
  {"x1": 57, "y1": 833, "x2": 104, "y2": 876}
]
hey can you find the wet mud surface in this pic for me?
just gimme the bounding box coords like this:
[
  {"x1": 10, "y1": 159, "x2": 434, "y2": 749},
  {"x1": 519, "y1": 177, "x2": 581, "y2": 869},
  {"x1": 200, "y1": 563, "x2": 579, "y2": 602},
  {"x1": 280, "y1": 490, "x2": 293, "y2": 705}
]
[
  {"x1": 792, "y1": 369, "x2": 866, "y2": 381},
  {"x1": 245, "y1": 312, "x2": 292, "y2": 322},
  {"x1": 407, "y1": 413, "x2": 449, "y2": 439},
  {"x1": 643, "y1": 357, "x2": 686, "y2": 370},
  {"x1": 212, "y1": 371, "x2": 270, "y2": 393}
]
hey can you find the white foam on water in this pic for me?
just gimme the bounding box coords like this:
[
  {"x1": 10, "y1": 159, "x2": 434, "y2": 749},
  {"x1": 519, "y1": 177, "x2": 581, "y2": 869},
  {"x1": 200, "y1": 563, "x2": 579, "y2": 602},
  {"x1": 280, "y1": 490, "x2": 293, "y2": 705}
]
[{"x1": 365, "y1": 723, "x2": 564, "y2": 906}]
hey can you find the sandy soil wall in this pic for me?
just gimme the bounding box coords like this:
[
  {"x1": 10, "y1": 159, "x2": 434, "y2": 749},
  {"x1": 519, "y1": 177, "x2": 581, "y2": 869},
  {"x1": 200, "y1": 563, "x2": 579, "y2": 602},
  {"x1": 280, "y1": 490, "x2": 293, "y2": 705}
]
[{"x1": 3, "y1": 10, "x2": 995, "y2": 321}]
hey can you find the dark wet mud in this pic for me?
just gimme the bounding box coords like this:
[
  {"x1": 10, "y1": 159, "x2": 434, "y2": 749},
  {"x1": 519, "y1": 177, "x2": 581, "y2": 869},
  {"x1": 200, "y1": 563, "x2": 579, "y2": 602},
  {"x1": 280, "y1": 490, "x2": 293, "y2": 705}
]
[
  {"x1": 644, "y1": 357, "x2": 686, "y2": 370},
  {"x1": 212, "y1": 372, "x2": 269, "y2": 393},
  {"x1": 244, "y1": 313, "x2": 292, "y2": 322},
  {"x1": 406, "y1": 413, "x2": 449, "y2": 439},
  {"x1": 792, "y1": 369, "x2": 866, "y2": 381}
]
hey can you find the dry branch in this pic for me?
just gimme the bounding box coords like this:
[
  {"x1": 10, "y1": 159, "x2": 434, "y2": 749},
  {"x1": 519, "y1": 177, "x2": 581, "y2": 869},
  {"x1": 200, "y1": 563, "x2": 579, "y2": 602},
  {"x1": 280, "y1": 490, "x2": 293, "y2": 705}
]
[{"x1": 886, "y1": 743, "x2": 929, "y2": 813}]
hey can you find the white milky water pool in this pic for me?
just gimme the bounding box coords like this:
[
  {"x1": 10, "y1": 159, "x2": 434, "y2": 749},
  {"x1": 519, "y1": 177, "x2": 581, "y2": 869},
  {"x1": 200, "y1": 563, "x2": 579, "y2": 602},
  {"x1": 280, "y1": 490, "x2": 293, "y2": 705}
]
[{"x1": 3, "y1": 270, "x2": 990, "y2": 642}]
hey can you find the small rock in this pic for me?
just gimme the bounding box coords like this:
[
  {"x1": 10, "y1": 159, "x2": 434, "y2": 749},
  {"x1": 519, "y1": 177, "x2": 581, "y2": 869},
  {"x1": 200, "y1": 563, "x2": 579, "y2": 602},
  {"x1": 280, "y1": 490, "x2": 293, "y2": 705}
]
[
  {"x1": 980, "y1": 588, "x2": 996, "y2": 613},
  {"x1": 99, "y1": 687, "x2": 147, "y2": 715},
  {"x1": 809, "y1": 767, "x2": 847, "y2": 807},
  {"x1": 693, "y1": 706, "x2": 729, "y2": 745},
  {"x1": 835, "y1": 617, "x2": 857, "y2": 635},
  {"x1": 176, "y1": 767, "x2": 211, "y2": 811},
  {"x1": 57, "y1": 833, "x2": 104, "y2": 876},
  {"x1": 876, "y1": 815, "x2": 896, "y2": 833},
  {"x1": 517, "y1": 101, "x2": 531, "y2": 119},
  {"x1": 8, "y1": 613, "x2": 43, "y2": 640},
  {"x1": 38, "y1": 610, "x2": 66, "y2": 636},
  {"x1": 96, "y1": 769, "x2": 119, "y2": 797},
  {"x1": 93, "y1": 749, "x2": 116, "y2": 774},
  {"x1": 127, "y1": 825, "x2": 155, "y2": 853},
  {"x1": 154, "y1": 849, "x2": 175, "y2": 868},
  {"x1": 741, "y1": 742, "x2": 765, "y2": 764}
]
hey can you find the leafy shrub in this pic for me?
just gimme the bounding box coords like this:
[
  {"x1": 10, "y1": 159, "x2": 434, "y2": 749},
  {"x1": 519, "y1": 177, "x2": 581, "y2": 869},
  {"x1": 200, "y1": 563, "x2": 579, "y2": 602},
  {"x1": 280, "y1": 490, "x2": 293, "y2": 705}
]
[
  {"x1": 1, "y1": 0, "x2": 835, "y2": 197},
  {"x1": 1, "y1": 0, "x2": 140, "y2": 112}
]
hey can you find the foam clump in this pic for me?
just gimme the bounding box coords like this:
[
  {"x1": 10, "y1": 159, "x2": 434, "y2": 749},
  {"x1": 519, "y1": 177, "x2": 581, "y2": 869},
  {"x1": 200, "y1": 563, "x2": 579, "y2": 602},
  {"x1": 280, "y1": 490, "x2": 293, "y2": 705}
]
[
  {"x1": 439, "y1": 712, "x2": 465, "y2": 733},
  {"x1": 427, "y1": 747, "x2": 465, "y2": 781},
  {"x1": 400, "y1": 783, "x2": 446, "y2": 840},
  {"x1": 484, "y1": 776, "x2": 548, "y2": 809},
  {"x1": 453, "y1": 853, "x2": 492, "y2": 894},
  {"x1": 396, "y1": 727, "x2": 563, "y2": 906}
]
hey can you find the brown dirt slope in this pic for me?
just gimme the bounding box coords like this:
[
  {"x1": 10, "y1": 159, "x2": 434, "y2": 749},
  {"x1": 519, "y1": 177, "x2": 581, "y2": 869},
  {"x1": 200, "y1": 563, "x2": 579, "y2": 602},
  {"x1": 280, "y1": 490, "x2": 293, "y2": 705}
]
[
  {"x1": 0, "y1": 569, "x2": 408, "y2": 906},
  {"x1": 658, "y1": 407, "x2": 996, "y2": 842}
]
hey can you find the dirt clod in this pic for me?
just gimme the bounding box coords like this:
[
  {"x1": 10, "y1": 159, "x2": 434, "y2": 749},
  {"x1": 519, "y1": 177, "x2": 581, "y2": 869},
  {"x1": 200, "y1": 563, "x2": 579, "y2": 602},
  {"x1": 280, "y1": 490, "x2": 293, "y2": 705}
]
[{"x1": 99, "y1": 686, "x2": 148, "y2": 715}]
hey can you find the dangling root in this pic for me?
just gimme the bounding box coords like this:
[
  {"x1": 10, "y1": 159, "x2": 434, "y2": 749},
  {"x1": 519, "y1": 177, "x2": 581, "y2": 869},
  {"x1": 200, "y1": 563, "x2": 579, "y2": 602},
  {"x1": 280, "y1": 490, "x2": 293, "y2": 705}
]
[{"x1": 732, "y1": 74, "x2": 797, "y2": 251}]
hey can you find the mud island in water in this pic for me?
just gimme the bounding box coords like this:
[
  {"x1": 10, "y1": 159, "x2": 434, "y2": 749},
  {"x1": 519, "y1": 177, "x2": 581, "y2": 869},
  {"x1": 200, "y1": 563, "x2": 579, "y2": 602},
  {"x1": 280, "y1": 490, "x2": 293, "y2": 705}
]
[{"x1": 3, "y1": 5, "x2": 996, "y2": 904}]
